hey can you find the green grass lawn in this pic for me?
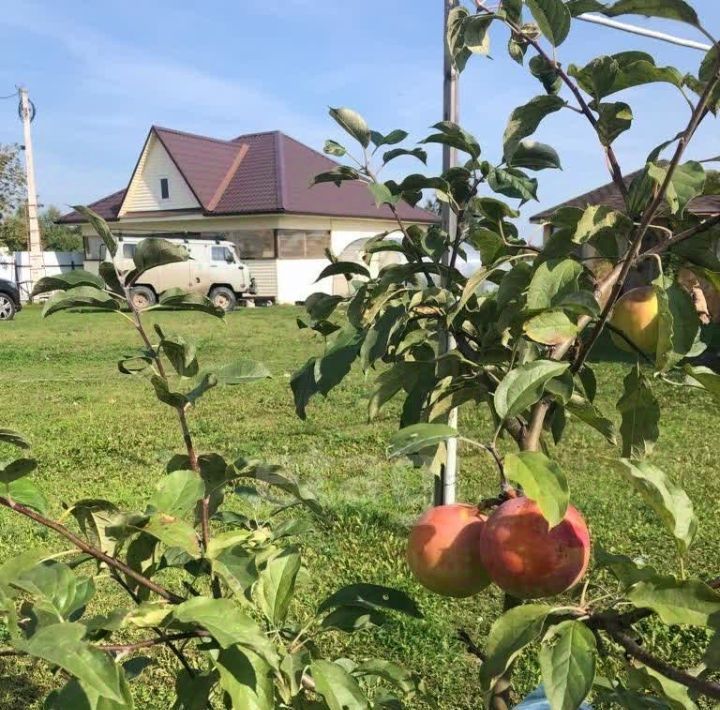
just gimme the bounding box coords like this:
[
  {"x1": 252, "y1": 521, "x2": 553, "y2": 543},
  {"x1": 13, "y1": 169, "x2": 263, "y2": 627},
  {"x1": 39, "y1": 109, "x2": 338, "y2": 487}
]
[{"x1": 0, "y1": 305, "x2": 718, "y2": 708}]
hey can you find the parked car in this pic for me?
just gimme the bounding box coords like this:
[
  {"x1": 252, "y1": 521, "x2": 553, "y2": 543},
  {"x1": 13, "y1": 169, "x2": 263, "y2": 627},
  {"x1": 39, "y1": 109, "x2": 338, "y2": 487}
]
[
  {"x1": 0, "y1": 279, "x2": 21, "y2": 321},
  {"x1": 106, "y1": 237, "x2": 256, "y2": 311}
]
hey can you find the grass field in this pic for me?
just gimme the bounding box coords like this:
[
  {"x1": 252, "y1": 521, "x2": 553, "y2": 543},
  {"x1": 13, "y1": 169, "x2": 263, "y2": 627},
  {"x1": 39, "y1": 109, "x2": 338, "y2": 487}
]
[{"x1": 0, "y1": 305, "x2": 719, "y2": 708}]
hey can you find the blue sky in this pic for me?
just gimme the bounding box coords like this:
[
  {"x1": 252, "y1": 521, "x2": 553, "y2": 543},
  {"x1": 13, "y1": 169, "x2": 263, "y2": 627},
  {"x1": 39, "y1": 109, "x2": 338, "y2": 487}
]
[{"x1": 2, "y1": 0, "x2": 719, "y2": 243}]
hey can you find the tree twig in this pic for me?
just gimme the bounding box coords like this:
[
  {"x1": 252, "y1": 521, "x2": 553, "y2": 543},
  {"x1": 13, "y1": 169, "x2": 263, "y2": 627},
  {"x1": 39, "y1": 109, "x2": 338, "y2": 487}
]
[
  {"x1": 0, "y1": 497, "x2": 182, "y2": 603},
  {"x1": 100, "y1": 630, "x2": 209, "y2": 654}
]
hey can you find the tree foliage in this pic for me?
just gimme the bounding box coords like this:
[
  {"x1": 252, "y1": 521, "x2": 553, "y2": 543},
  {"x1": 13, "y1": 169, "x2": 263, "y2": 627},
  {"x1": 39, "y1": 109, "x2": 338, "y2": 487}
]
[{"x1": 294, "y1": 2, "x2": 720, "y2": 708}]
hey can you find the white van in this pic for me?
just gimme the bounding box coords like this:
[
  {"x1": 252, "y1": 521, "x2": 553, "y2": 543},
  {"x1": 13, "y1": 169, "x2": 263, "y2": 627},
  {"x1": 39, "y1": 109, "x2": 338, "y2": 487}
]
[{"x1": 109, "y1": 236, "x2": 256, "y2": 311}]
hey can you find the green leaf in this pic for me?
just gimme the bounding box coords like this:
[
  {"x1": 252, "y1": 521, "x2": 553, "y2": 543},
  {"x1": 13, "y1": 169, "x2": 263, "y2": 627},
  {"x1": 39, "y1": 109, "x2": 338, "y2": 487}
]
[
  {"x1": 504, "y1": 452, "x2": 569, "y2": 527},
  {"x1": 31, "y1": 270, "x2": 105, "y2": 297},
  {"x1": 572, "y1": 205, "x2": 632, "y2": 244},
  {"x1": 387, "y1": 423, "x2": 457, "y2": 458},
  {"x1": 329, "y1": 107, "x2": 370, "y2": 148},
  {"x1": 446, "y1": 5, "x2": 471, "y2": 72},
  {"x1": 255, "y1": 546, "x2": 301, "y2": 627},
  {"x1": 503, "y1": 95, "x2": 565, "y2": 163},
  {"x1": 318, "y1": 583, "x2": 422, "y2": 618},
  {"x1": 147, "y1": 470, "x2": 204, "y2": 518},
  {"x1": 527, "y1": 258, "x2": 583, "y2": 310},
  {"x1": 72, "y1": 206, "x2": 118, "y2": 257},
  {"x1": 371, "y1": 129, "x2": 409, "y2": 147},
  {"x1": 569, "y1": 52, "x2": 683, "y2": 101},
  {"x1": 367, "y1": 182, "x2": 400, "y2": 207},
  {"x1": 311, "y1": 166, "x2": 361, "y2": 186},
  {"x1": 158, "y1": 288, "x2": 225, "y2": 318},
  {"x1": 629, "y1": 665, "x2": 699, "y2": 710},
  {"x1": 143, "y1": 513, "x2": 200, "y2": 557},
  {"x1": 613, "y1": 459, "x2": 697, "y2": 553},
  {"x1": 525, "y1": 0, "x2": 572, "y2": 46},
  {"x1": 539, "y1": 620, "x2": 597, "y2": 710},
  {"x1": 628, "y1": 576, "x2": 720, "y2": 627},
  {"x1": 0, "y1": 458, "x2": 36, "y2": 484},
  {"x1": 173, "y1": 670, "x2": 218, "y2": 710},
  {"x1": 656, "y1": 284, "x2": 701, "y2": 371},
  {"x1": 42, "y1": 286, "x2": 120, "y2": 318},
  {"x1": 464, "y1": 14, "x2": 493, "y2": 55},
  {"x1": 595, "y1": 548, "x2": 659, "y2": 589},
  {"x1": 159, "y1": 332, "x2": 198, "y2": 378},
  {"x1": 214, "y1": 646, "x2": 274, "y2": 710},
  {"x1": 479, "y1": 604, "x2": 554, "y2": 689},
  {"x1": 323, "y1": 139, "x2": 347, "y2": 156},
  {"x1": 150, "y1": 375, "x2": 190, "y2": 408},
  {"x1": 14, "y1": 561, "x2": 95, "y2": 619},
  {"x1": 211, "y1": 360, "x2": 271, "y2": 386},
  {"x1": 566, "y1": 397, "x2": 617, "y2": 445},
  {"x1": 524, "y1": 310, "x2": 579, "y2": 346},
  {"x1": 0, "y1": 429, "x2": 30, "y2": 449},
  {"x1": 129, "y1": 238, "x2": 188, "y2": 281},
  {"x1": 596, "y1": 101, "x2": 633, "y2": 145},
  {"x1": 685, "y1": 365, "x2": 720, "y2": 403},
  {"x1": 311, "y1": 659, "x2": 369, "y2": 710},
  {"x1": 99, "y1": 261, "x2": 124, "y2": 294},
  {"x1": 20, "y1": 622, "x2": 126, "y2": 703},
  {"x1": 647, "y1": 161, "x2": 705, "y2": 217},
  {"x1": 508, "y1": 140, "x2": 562, "y2": 171},
  {"x1": 316, "y1": 261, "x2": 370, "y2": 282},
  {"x1": 353, "y1": 659, "x2": 417, "y2": 694},
  {"x1": 495, "y1": 360, "x2": 570, "y2": 420},
  {"x1": 3, "y1": 478, "x2": 48, "y2": 514},
  {"x1": 601, "y1": 0, "x2": 701, "y2": 28},
  {"x1": 233, "y1": 462, "x2": 322, "y2": 515},
  {"x1": 173, "y1": 597, "x2": 278, "y2": 666},
  {"x1": 382, "y1": 147, "x2": 428, "y2": 165},
  {"x1": 420, "y1": 121, "x2": 481, "y2": 159},
  {"x1": 616, "y1": 365, "x2": 660, "y2": 459},
  {"x1": 487, "y1": 166, "x2": 539, "y2": 203}
]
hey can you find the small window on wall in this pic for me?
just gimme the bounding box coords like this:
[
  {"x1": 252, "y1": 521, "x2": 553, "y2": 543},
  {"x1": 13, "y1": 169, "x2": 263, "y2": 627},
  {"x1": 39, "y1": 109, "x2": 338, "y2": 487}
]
[
  {"x1": 228, "y1": 230, "x2": 276, "y2": 259},
  {"x1": 276, "y1": 230, "x2": 330, "y2": 259},
  {"x1": 160, "y1": 178, "x2": 169, "y2": 200}
]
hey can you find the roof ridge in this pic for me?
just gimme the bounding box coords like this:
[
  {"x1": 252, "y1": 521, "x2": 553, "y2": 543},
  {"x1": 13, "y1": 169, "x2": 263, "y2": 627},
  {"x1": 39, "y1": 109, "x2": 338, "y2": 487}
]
[
  {"x1": 230, "y1": 129, "x2": 282, "y2": 142},
  {"x1": 153, "y1": 125, "x2": 237, "y2": 147},
  {"x1": 278, "y1": 131, "x2": 338, "y2": 167}
]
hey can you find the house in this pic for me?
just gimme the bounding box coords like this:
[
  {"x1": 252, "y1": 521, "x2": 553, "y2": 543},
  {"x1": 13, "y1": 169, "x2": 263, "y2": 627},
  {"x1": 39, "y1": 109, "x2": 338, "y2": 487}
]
[{"x1": 59, "y1": 126, "x2": 437, "y2": 303}]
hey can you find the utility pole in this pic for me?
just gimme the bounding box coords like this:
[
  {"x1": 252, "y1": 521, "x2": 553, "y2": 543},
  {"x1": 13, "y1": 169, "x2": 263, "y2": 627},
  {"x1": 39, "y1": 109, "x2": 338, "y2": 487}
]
[
  {"x1": 18, "y1": 87, "x2": 43, "y2": 298},
  {"x1": 436, "y1": 0, "x2": 459, "y2": 506}
]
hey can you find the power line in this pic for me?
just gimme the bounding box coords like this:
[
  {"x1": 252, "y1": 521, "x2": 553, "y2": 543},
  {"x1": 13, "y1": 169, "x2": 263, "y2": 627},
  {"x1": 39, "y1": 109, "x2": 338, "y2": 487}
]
[
  {"x1": 0, "y1": 90, "x2": 18, "y2": 100},
  {"x1": 577, "y1": 13, "x2": 712, "y2": 51}
]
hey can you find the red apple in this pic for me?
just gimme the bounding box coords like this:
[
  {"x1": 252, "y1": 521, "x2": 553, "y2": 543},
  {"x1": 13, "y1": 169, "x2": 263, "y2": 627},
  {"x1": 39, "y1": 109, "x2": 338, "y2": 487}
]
[
  {"x1": 406, "y1": 504, "x2": 490, "y2": 598},
  {"x1": 478, "y1": 497, "x2": 590, "y2": 599}
]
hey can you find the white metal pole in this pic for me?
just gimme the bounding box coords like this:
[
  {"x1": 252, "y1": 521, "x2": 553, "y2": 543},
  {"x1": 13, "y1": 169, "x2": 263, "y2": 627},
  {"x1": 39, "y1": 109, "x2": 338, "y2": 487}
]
[
  {"x1": 18, "y1": 87, "x2": 43, "y2": 298},
  {"x1": 577, "y1": 13, "x2": 711, "y2": 51},
  {"x1": 437, "y1": 0, "x2": 459, "y2": 506}
]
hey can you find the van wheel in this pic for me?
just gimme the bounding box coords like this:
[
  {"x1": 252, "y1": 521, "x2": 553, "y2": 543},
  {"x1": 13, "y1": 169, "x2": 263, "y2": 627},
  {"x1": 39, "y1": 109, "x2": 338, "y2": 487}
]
[
  {"x1": 209, "y1": 287, "x2": 237, "y2": 312},
  {"x1": 130, "y1": 286, "x2": 157, "y2": 310}
]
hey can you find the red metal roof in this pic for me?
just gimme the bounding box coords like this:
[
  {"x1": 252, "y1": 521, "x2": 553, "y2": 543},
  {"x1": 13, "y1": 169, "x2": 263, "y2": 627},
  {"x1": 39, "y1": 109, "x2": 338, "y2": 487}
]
[{"x1": 60, "y1": 126, "x2": 438, "y2": 224}]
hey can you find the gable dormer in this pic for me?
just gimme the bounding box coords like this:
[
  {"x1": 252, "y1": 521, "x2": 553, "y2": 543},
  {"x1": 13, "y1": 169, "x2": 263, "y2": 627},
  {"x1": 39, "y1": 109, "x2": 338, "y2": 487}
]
[{"x1": 118, "y1": 130, "x2": 200, "y2": 216}]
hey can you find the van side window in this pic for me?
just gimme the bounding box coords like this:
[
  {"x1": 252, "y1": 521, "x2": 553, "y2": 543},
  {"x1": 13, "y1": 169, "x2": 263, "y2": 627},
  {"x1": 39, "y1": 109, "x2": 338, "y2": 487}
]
[
  {"x1": 122, "y1": 244, "x2": 137, "y2": 258},
  {"x1": 211, "y1": 246, "x2": 235, "y2": 263}
]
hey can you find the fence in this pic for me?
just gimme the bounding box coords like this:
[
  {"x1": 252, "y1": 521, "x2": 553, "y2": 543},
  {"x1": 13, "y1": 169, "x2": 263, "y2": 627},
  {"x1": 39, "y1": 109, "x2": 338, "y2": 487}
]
[{"x1": 0, "y1": 251, "x2": 84, "y2": 302}]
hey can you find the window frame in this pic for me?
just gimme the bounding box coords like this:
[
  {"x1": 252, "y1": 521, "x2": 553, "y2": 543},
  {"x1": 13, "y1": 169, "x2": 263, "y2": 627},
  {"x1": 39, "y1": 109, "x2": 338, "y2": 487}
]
[
  {"x1": 159, "y1": 177, "x2": 170, "y2": 200},
  {"x1": 276, "y1": 229, "x2": 331, "y2": 260}
]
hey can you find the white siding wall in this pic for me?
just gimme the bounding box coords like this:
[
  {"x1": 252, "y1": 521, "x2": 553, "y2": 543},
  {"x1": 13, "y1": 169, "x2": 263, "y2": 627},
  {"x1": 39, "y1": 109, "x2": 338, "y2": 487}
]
[
  {"x1": 120, "y1": 135, "x2": 200, "y2": 214},
  {"x1": 276, "y1": 260, "x2": 332, "y2": 303},
  {"x1": 243, "y1": 259, "x2": 277, "y2": 298}
]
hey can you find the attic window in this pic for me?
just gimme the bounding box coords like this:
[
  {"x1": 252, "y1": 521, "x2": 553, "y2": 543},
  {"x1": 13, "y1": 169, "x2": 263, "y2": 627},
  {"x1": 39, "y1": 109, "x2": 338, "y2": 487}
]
[{"x1": 160, "y1": 178, "x2": 169, "y2": 200}]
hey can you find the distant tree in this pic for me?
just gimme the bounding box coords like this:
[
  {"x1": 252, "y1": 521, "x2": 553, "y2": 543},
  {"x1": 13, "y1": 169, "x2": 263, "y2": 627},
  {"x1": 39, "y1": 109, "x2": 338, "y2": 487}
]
[
  {"x1": 0, "y1": 205, "x2": 82, "y2": 252},
  {"x1": 39, "y1": 206, "x2": 82, "y2": 251}
]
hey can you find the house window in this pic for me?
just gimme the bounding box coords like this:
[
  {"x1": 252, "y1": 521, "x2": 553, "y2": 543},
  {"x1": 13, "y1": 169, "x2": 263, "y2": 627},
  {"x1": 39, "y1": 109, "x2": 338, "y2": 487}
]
[
  {"x1": 228, "y1": 230, "x2": 276, "y2": 259},
  {"x1": 160, "y1": 178, "x2": 169, "y2": 200},
  {"x1": 122, "y1": 243, "x2": 137, "y2": 258},
  {"x1": 276, "y1": 230, "x2": 330, "y2": 259}
]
